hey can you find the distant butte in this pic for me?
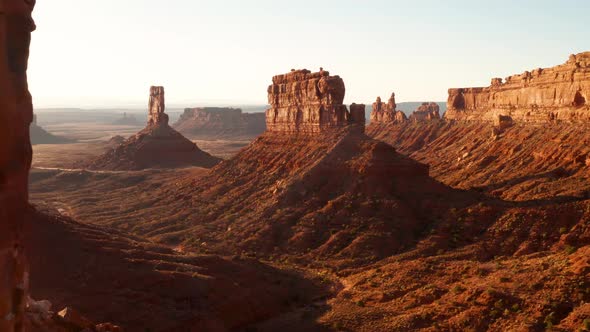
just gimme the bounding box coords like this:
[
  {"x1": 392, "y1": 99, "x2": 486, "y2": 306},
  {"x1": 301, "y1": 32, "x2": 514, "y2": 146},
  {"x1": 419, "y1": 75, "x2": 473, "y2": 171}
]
[
  {"x1": 174, "y1": 107, "x2": 266, "y2": 139},
  {"x1": 83, "y1": 86, "x2": 222, "y2": 170}
]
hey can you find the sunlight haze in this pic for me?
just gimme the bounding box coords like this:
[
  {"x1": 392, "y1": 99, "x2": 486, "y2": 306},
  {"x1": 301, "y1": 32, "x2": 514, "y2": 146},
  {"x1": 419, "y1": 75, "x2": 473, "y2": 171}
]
[{"x1": 29, "y1": 0, "x2": 590, "y2": 108}]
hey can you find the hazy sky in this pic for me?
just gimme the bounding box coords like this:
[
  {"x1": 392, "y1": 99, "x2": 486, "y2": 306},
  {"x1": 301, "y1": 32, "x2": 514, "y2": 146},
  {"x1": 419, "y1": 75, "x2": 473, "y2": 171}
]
[{"x1": 29, "y1": 0, "x2": 590, "y2": 108}]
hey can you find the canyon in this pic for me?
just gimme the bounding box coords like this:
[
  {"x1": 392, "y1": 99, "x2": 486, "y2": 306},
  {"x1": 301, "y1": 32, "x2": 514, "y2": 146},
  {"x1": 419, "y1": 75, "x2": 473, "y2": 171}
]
[{"x1": 4, "y1": 2, "x2": 590, "y2": 330}]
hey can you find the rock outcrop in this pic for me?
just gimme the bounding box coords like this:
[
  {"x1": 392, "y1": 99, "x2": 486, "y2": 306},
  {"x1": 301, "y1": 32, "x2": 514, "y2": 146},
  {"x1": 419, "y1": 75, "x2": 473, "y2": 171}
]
[
  {"x1": 0, "y1": 1, "x2": 36, "y2": 331},
  {"x1": 409, "y1": 102, "x2": 441, "y2": 123},
  {"x1": 266, "y1": 69, "x2": 364, "y2": 133},
  {"x1": 84, "y1": 86, "x2": 222, "y2": 170},
  {"x1": 173, "y1": 107, "x2": 266, "y2": 139},
  {"x1": 370, "y1": 93, "x2": 408, "y2": 124},
  {"x1": 445, "y1": 52, "x2": 590, "y2": 123}
]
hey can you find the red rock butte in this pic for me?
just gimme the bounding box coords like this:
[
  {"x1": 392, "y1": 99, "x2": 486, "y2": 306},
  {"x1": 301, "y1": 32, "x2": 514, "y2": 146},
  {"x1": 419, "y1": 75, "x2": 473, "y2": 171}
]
[
  {"x1": 174, "y1": 107, "x2": 266, "y2": 139},
  {"x1": 266, "y1": 69, "x2": 365, "y2": 133},
  {"x1": 83, "y1": 86, "x2": 222, "y2": 170},
  {"x1": 445, "y1": 51, "x2": 590, "y2": 123}
]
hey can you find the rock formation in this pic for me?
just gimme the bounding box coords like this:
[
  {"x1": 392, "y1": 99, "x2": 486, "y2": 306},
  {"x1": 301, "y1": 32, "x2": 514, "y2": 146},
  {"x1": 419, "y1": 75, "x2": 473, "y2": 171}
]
[
  {"x1": 445, "y1": 52, "x2": 590, "y2": 123},
  {"x1": 30, "y1": 114, "x2": 74, "y2": 144},
  {"x1": 409, "y1": 102, "x2": 441, "y2": 123},
  {"x1": 370, "y1": 93, "x2": 408, "y2": 124},
  {"x1": 147, "y1": 86, "x2": 167, "y2": 126},
  {"x1": 266, "y1": 69, "x2": 364, "y2": 133},
  {"x1": 0, "y1": 1, "x2": 36, "y2": 331},
  {"x1": 84, "y1": 86, "x2": 222, "y2": 170},
  {"x1": 174, "y1": 107, "x2": 266, "y2": 139}
]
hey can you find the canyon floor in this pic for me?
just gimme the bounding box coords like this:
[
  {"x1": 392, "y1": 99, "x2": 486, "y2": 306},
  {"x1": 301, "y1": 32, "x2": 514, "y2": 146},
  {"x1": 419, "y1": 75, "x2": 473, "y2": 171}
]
[{"x1": 28, "y1": 120, "x2": 590, "y2": 332}]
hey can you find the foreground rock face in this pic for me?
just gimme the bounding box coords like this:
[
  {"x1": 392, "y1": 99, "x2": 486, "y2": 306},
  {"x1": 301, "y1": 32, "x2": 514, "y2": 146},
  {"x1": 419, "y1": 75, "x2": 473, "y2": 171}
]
[
  {"x1": 0, "y1": 1, "x2": 36, "y2": 331},
  {"x1": 266, "y1": 69, "x2": 364, "y2": 133},
  {"x1": 174, "y1": 107, "x2": 266, "y2": 139},
  {"x1": 445, "y1": 52, "x2": 590, "y2": 123},
  {"x1": 370, "y1": 93, "x2": 408, "y2": 124},
  {"x1": 84, "y1": 87, "x2": 221, "y2": 170}
]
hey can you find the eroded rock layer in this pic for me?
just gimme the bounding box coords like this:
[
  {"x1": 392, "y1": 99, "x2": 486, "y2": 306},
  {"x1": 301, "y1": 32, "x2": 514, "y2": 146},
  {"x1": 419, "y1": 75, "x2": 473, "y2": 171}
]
[
  {"x1": 445, "y1": 52, "x2": 590, "y2": 123},
  {"x1": 84, "y1": 87, "x2": 221, "y2": 170},
  {"x1": 266, "y1": 69, "x2": 364, "y2": 133},
  {"x1": 174, "y1": 107, "x2": 265, "y2": 139}
]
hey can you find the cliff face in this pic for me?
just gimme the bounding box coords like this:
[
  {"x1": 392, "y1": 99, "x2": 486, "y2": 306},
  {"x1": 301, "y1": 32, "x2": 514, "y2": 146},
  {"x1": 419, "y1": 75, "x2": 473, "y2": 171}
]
[
  {"x1": 266, "y1": 69, "x2": 364, "y2": 133},
  {"x1": 0, "y1": 1, "x2": 35, "y2": 331},
  {"x1": 370, "y1": 93, "x2": 408, "y2": 124},
  {"x1": 445, "y1": 52, "x2": 590, "y2": 123},
  {"x1": 174, "y1": 107, "x2": 266, "y2": 139}
]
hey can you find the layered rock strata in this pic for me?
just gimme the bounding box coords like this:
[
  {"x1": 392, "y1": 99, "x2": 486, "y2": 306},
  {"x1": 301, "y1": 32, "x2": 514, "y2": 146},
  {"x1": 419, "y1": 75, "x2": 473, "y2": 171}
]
[
  {"x1": 370, "y1": 93, "x2": 408, "y2": 124},
  {"x1": 174, "y1": 107, "x2": 266, "y2": 139},
  {"x1": 0, "y1": 1, "x2": 36, "y2": 331},
  {"x1": 445, "y1": 52, "x2": 590, "y2": 123},
  {"x1": 84, "y1": 87, "x2": 221, "y2": 170},
  {"x1": 266, "y1": 69, "x2": 364, "y2": 133}
]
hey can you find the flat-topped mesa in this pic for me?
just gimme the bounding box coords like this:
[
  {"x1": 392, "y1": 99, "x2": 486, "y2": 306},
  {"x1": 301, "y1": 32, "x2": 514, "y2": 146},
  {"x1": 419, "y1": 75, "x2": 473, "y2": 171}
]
[
  {"x1": 409, "y1": 102, "x2": 441, "y2": 123},
  {"x1": 174, "y1": 107, "x2": 266, "y2": 138},
  {"x1": 370, "y1": 93, "x2": 408, "y2": 124},
  {"x1": 147, "y1": 86, "x2": 168, "y2": 126},
  {"x1": 266, "y1": 69, "x2": 365, "y2": 134},
  {"x1": 445, "y1": 51, "x2": 590, "y2": 123}
]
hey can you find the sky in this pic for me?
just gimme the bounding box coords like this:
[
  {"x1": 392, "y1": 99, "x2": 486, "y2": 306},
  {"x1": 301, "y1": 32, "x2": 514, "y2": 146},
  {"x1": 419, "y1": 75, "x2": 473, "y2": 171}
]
[{"x1": 29, "y1": 0, "x2": 590, "y2": 108}]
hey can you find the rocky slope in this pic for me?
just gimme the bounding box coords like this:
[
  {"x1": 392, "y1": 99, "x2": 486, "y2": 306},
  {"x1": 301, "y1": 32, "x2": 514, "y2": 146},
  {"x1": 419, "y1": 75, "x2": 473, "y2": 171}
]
[
  {"x1": 24, "y1": 206, "x2": 326, "y2": 332},
  {"x1": 174, "y1": 107, "x2": 265, "y2": 139},
  {"x1": 84, "y1": 87, "x2": 222, "y2": 170}
]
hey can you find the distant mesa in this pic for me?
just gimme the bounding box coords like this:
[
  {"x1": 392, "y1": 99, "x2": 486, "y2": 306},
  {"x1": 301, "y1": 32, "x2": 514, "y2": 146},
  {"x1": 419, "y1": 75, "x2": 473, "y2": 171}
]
[
  {"x1": 445, "y1": 51, "x2": 590, "y2": 123},
  {"x1": 112, "y1": 112, "x2": 140, "y2": 126},
  {"x1": 83, "y1": 86, "x2": 222, "y2": 170},
  {"x1": 173, "y1": 107, "x2": 266, "y2": 139},
  {"x1": 30, "y1": 114, "x2": 75, "y2": 145},
  {"x1": 409, "y1": 102, "x2": 441, "y2": 123}
]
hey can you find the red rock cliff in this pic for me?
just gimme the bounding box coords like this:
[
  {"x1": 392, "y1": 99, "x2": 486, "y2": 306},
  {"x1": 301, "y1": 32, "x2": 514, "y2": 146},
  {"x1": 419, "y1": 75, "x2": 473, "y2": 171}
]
[
  {"x1": 445, "y1": 52, "x2": 590, "y2": 123},
  {"x1": 0, "y1": 0, "x2": 35, "y2": 331},
  {"x1": 266, "y1": 69, "x2": 364, "y2": 133}
]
